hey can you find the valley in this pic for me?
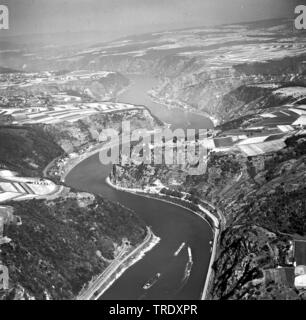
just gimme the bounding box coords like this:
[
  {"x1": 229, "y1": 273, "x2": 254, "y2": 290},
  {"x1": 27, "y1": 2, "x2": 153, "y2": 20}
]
[{"x1": 1, "y1": 17, "x2": 306, "y2": 300}]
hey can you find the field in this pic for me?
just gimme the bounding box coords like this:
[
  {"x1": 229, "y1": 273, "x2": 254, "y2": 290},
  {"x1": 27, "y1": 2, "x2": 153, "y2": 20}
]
[
  {"x1": 294, "y1": 241, "x2": 306, "y2": 266},
  {"x1": 238, "y1": 139, "x2": 286, "y2": 156},
  {"x1": 264, "y1": 268, "x2": 294, "y2": 287},
  {"x1": 1, "y1": 103, "x2": 142, "y2": 125},
  {"x1": 0, "y1": 173, "x2": 57, "y2": 203}
]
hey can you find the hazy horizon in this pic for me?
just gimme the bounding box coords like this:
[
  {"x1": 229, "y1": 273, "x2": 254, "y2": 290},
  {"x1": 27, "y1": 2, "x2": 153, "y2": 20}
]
[{"x1": 0, "y1": 0, "x2": 297, "y2": 43}]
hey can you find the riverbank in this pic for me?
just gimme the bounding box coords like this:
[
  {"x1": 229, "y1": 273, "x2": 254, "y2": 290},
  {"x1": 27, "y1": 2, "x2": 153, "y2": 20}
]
[
  {"x1": 77, "y1": 227, "x2": 160, "y2": 300},
  {"x1": 45, "y1": 128, "x2": 220, "y2": 300},
  {"x1": 199, "y1": 205, "x2": 219, "y2": 300},
  {"x1": 50, "y1": 150, "x2": 162, "y2": 300},
  {"x1": 52, "y1": 73, "x2": 220, "y2": 299},
  {"x1": 105, "y1": 177, "x2": 220, "y2": 300},
  {"x1": 148, "y1": 90, "x2": 219, "y2": 127}
]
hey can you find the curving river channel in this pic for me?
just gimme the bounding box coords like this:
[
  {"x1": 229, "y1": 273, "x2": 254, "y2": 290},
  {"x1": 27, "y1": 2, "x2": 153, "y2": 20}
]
[{"x1": 66, "y1": 75, "x2": 214, "y2": 300}]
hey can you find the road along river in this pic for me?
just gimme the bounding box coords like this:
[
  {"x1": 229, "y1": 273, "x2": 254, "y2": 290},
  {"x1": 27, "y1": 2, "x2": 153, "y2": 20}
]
[{"x1": 66, "y1": 75, "x2": 214, "y2": 300}]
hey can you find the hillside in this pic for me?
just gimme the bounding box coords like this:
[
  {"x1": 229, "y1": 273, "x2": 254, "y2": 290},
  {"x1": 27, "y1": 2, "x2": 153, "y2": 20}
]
[
  {"x1": 1, "y1": 17, "x2": 306, "y2": 300},
  {"x1": 0, "y1": 107, "x2": 159, "y2": 300},
  {"x1": 1, "y1": 193, "x2": 146, "y2": 300},
  {"x1": 0, "y1": 125, "x2": 64, "y2": 177},
  {"x1": 110, "y1": 132, "x2": 306, "y2": 300},
  {"x1": 42, "y1": 108, "x2": 159, "y2": 153},
  {"x1": 1, "y1": 71, "x2": 129, "y2": 103}
]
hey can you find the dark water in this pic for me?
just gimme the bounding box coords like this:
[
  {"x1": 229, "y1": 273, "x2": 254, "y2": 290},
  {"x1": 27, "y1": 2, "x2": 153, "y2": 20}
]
[{"x1": 66, "y1": 75, "x2": 213, "y2": 300}]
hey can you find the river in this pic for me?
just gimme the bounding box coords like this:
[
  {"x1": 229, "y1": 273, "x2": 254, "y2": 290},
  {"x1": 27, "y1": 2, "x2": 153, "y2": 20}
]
[
  {"x1": 117, "y1": 75, "x2": 214, "y2": 130},
  {"x1": 66, "y1": 75, "x2": 214, "y2": 300}
]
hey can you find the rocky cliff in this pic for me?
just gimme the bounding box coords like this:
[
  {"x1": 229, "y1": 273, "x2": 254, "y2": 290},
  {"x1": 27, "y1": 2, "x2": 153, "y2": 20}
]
[{"x1": 42, "y1": 107, "x2": 160, "y2": 154}]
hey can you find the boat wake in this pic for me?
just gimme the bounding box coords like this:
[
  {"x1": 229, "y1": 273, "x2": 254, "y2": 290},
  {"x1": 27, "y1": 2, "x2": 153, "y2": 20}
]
[
  {"x1": 172, "y1": 248, "x2": 194, "y2": 297},
  {"x1": 174, "y1": 242, "x2": 186, "y2": 256},
  {"x1": 183, "y1": 247, "x2": 193, "y2": 281}
]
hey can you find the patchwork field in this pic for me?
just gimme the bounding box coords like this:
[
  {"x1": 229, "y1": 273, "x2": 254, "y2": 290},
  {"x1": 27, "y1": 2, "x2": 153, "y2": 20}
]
[
  {"x1": 1, "y1": 103, "x2": 143, "y2": 124},
  {"x1": 0, "y1": 171, "x2": 57, "y2": 203}
]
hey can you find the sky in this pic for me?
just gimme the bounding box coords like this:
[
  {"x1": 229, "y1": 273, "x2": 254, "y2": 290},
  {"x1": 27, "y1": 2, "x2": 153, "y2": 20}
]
[{"x1": 0, "y1": 0, "x2": 298, "y2": 40}]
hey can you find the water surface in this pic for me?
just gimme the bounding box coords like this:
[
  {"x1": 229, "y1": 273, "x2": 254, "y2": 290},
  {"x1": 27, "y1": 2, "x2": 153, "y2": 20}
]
[{"x1": 66, "y1": 75, "x2": 213, "y2": 300}]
